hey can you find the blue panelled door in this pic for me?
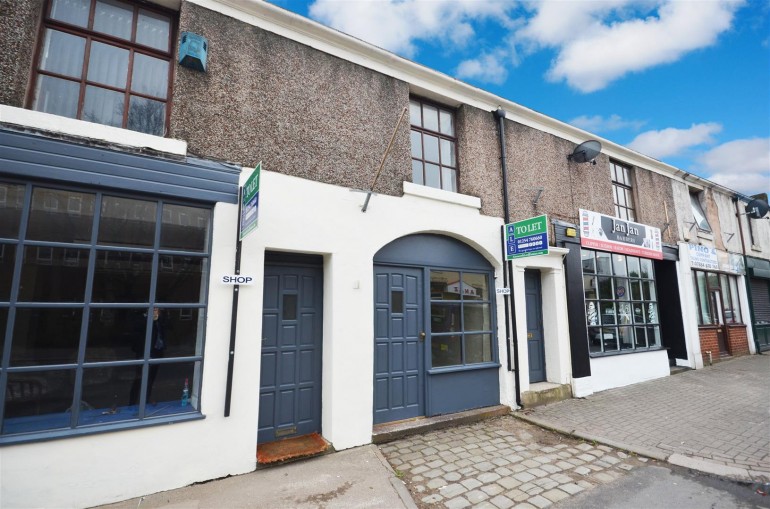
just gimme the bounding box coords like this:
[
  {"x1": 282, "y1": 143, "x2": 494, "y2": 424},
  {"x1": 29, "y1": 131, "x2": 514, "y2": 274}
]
[
  {"x1": 373, "y1": 266, "x2": 424, "y2": 424},
  {"x1": 259, "y1": 265, "x2": 323, "y2": 443},
  {"x1": 525, "y1": 270, "x2": 546, "y2": 383}
]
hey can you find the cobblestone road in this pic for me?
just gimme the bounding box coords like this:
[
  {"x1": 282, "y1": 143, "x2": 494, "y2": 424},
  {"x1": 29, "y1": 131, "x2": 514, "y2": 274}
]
[
  {"x1": 523, "y1": 355, "x2": 770, "y2": 481},
  {"x1": 380, "y1": 417, "x2": 649, "y2": 509}
]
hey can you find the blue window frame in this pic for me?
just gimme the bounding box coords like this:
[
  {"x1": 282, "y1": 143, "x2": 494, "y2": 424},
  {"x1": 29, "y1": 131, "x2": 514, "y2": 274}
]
[{"x1": 0, "y1": 179, "x2": 211, "y2": 443}]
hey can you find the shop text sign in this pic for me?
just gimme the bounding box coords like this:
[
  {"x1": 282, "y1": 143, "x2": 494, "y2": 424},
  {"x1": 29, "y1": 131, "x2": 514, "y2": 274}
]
[
  {"x1": 240, "y1": 162, "x2": 261, "y2": 240},
  {"x1": 579, "y1": 209, "x2": 662, "y2": 260},
  {"x1": 687, "y1": 244, "x2": 718, "y2": 270},
  {"x1": 506, "y1": 215, "x2": 549, "y2": 260},
  {"x1": 221, "y1": 275, "x2": 255, "y2": 285}
]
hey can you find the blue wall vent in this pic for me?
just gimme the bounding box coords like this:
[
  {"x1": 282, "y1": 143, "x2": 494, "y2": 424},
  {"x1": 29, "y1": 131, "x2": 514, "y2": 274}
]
[{"x1": 179, "y1": 32, "x2": 208, "y2": 72}]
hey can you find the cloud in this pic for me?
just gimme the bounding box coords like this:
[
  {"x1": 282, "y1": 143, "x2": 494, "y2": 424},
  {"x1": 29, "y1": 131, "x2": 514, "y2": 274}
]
[
  {"x1": 520, "y1": 0, "x2": 743, "y2": 92},
  {"x1": 627, "y1": 122, "x2": 722, "y2": 159},
  {"x1": 456, "y1": 52, "x2": 509, "y2": 85},
  {"x1": 697, "y1": 138, "x2": 770, "y2": 194},
  {"x1": 307, "y1": 0, "x2": 510, "y2": 58},
  {"x1": 569, "y1": 114, "x2": 646, "y2": 133}
]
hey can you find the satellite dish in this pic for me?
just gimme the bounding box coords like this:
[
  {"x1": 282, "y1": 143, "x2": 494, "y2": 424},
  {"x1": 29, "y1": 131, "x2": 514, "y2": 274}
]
[
  {"x1": 746, "y1": 199, "x2": 770, "y2": 219},
  {"x1": 568, "y1": 140, "x2": 602, "y2": 164}
]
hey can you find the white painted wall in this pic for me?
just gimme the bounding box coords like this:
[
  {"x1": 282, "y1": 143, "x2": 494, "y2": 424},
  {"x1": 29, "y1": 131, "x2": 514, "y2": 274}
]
[{"x1": 589, "y1": 350, "x2": 670, "y2": 393}]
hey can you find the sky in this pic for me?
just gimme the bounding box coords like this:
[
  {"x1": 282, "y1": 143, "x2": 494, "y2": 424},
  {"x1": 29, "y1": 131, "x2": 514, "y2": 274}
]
[{"x1": 268, "y1": 0, "x2": 769, "y2": 197}]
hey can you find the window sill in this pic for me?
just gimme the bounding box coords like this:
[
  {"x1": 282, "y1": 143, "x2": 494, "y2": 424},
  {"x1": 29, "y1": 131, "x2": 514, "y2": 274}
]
[
  {"x1": 589, "y1": 346, "x2": 664, "y2": 359},
  {"x1": 428, "y1": 361, "x2": 500, "y2": 375},
  {"x1": 403, "y1": 181, "x2": 481, "y2": 210},
  {"x1": 0, "y1": 411, "x2": 205, "y2": 446},
  {"x1": 0, "y1": 105, "x2": 187, "y2": 156}
]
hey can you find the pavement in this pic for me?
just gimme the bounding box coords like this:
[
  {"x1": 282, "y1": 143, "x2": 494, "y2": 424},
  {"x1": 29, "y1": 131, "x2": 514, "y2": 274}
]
[{"x1": 518, "y1": 354, "x2": 770, "y2": 484}]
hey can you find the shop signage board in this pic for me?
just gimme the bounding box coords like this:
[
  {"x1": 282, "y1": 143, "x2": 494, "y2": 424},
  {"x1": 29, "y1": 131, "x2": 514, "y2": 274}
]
[
  {"x1": 240, "y1": 162, "x2": 261, "y2": 240},
  {"x1": 506, "y1": 215, "x2": 549, "y2": 260},
  {"x1": 688, "y1": 244, "x2": 719, "y2": 270},
  {"x1": 579, "y1": 209, "x2": 662, "y2": 260}
]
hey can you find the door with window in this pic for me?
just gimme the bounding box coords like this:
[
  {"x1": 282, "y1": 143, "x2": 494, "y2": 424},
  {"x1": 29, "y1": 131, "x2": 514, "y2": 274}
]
[{"x1": 259, "y1": 262, "x2": 323, "y2": 443}]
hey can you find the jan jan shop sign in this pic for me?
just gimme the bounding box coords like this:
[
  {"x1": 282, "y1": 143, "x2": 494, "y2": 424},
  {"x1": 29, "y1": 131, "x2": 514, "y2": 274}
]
[{"x1": 579, "y1": 209, "x2": 662, "y2": 260}]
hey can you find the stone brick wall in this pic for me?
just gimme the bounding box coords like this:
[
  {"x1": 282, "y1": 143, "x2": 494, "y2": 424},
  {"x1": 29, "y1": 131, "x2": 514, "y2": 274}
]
[
  {"x1": 699, "y1": 325, "x2": 750, "y2": 365},
  {"x1": 698, "y1": 327, "x2": 720, "y2": 366},
  {"x1": 726, "y1": 324, "x2": 750, "y2": 357}
]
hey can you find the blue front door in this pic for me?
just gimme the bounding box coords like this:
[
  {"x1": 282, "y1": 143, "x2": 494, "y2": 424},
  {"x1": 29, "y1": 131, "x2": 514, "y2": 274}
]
[
  {"x1": 373, "y1": 266, "x2": 425, "y2": 424},
  {"x1": 259, "y1": 264, "x2": 323, "y2": 443}
]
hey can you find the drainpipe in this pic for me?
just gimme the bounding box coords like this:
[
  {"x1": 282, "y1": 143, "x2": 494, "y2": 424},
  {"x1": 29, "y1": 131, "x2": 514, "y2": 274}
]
[
  {"x1": 734, "y1": 197, "x2": 761, "y2": 354},
  {"x1": 494, "y1": 107, "x2": 522, "y2": 408}
]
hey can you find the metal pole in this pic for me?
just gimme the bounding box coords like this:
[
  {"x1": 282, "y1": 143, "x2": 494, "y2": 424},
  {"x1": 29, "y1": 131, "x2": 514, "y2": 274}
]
[
  {"x1": 224, "y1": 187, "x2": 243, "y2": 416},
  {"x1": 362, "y1": 106, "x2": 408, "y2": 212}
]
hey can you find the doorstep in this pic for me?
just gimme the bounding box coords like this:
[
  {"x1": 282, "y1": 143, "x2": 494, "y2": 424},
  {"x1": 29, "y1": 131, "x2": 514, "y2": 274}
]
[
  {"x1": 371, "y1": 405, "x2": 510, "y2": 444},
  {"x1": 520, "y1": 382, "x2": 572, "y2": 409}
]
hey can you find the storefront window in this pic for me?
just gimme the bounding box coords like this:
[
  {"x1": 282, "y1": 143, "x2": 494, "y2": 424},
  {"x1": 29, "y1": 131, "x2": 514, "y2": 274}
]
[
  {"x1": 429, "y1": 270, "x2": 493, "y2": 367},
  {"x1": 0, "y1": 180, "x2": 210, "y2": 441},
  {"x1": 692, "y1": 269, "x2": 742, "y2": 325},
  {"x1": 582, "y1": 249, "x2": 660, "y2": 354}
]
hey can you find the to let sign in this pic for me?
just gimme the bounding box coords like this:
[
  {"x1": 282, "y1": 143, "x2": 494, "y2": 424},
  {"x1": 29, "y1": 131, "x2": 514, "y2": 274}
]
[
  {"x1": 506, "y1": 215, "x2": 549, "y2": 260},
  {"x1": 240, "y1": 162, "x2": 261, "y2": 240}
]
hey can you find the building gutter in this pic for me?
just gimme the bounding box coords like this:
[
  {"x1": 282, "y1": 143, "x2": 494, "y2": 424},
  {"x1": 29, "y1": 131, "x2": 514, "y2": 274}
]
[{"x1": 494, "y1": 107, "x2": 521, "y2": 408}]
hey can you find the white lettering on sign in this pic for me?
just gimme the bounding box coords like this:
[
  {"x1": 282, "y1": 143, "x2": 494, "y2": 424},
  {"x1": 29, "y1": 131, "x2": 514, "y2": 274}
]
[{"x1": 222, "y1": 275, "x2": 255, "y2": 285}]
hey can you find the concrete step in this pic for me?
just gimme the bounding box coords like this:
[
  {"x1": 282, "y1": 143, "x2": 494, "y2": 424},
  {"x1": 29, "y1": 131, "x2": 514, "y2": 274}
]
[
  {"x1": 371, "y1": 404, "x2": 510, "y2": 444},
  {"x1": 521, "y1": 382, "x2": 572, "y2": 409}
]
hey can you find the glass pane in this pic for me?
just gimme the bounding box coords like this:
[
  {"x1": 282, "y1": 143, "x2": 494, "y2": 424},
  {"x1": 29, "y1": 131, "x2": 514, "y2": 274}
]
[
  {"x1": 425, "y1": 163, "x2": 440, "y2": 189},
  {"x1": 99, "y1": 196, "x2": 157, "y2": 247},
  {"x1": 145, "y1": 360, "x2": 201, "y2": 415},
  {"x1": 431, "y1": 334, "x2": 461, "y2": 367},
  {"x1": 617, "y1": 302, "x2": 632, "y2": 325},
  {"x1": 136, "y1": 9, "x2": 171, "y2": 51},
  {"x1": 79, "y1": 365, "x2": 141, "y2": 425},
  {"x1": 615, "y1": 185, "x2": 626, "y2": 207},
  {"x1": 440, "y1": 139, "x2": 455, "y2": 167},
  {"x1": 633, "y1": 303, "x2": 645, "y2": 324},
  {"x1": 92, "y1": 251, "x2": 152, "y2": 302},
  {"x1": 156, "y1": 256, "x2": 207, "y2": 304},
  {"x1": 283, "y1": 294, "x2": 297, "y2": 320},
  {"x1": 646, "y1": 302, "x2": 658, "y2": 323},
  {"x1": 465, "y1": 333, "x2": 491, "y2": 364},
  {"x1": 11, "y1": 308, "x2": 82, "y2": 366},
  {"x1": 439, "y1": 109, "x2": 454, "y2": 136},
  {"x1": 164, "y1": 308, "x2": 204, "y2": 357},
  {"x1": 3, "y1": 370, "x2": 75, "y2": 435},
  {"x1": 423, "y1": 134, "x2": 439, "y2": 163},
  {"x1": 40, "y1": 29, "x2": 85, "y2": 78},
  {"x1": 86, "y1": 307, "x2": 148, "y2": 361},
  {"x1": 728, "y1": 277, "x2": 742, "y2": 323},
  {"x1": 430, "y1": 271, "x2": 460, "y2": 300},
  {"x1": 94, "y1": 0, "x2": 133, "y2": 40},
  {"x1": 127, "y1": 95, "x2": 165, "y2": 136},
  {"x1": 87, "y1": 42, "x2": 128, "y2": 91},
  {"x1": 441, "y1": 167, "x2": 456, "y2": 192},
  {"x1": 642, "y1": 281, "x2": 656, "y2": 301},
  {"x1": 581, "y1": 250, "x2": 596, "y2": 274},
  {"x1": 615, "y1": 278, "x2": 629, "y2": 300},
  {"x1": 597, "y1": 277, "x2": 612, "y2": 300},
  {"x1": 588, "y1": 327, "x2": 603, "y2": 353},
  {"x1": 0, "y1": 308, "x2": 6, "y2": 363},
  {"x1": 0, "y1": 183, "x2": 25, "y2": 239},
  {"x1": 160, "y1": 204, "x2": 211, "y2": 252},
  {"x1": 412, "y1": 160, "x2": 423, "y2": 185},
  {"x1": 82, "y1": 85, "x2": 124, "y2": 127},
  {"x1": 463, "y1": 303, "x2": 490, "y2": 331},
  {"x1": 583, "y1": 277, "x2": 597, "y2": 300},
  {"x1": 634, "y1": 327, "x2": 647, "y2": 349},
  {"x1": 461, "y1": 273, "x2": 488, "y2": 301},
  {"x1": 33, "y1": 75, "x2": 80, "y2": 119},
  {"x1": 27, "y1": 188, "x2": 95, "y2": 243},
  {"x1": 0, "y1": 245, "x2": 16, "y2": 301},
  {"x1": 423, "y1": 104, "x2": 439, "y2": 132},
  {"x1": 431, "y1": 303, "x2": 461, "y2": 333},
  {"x1": 391, "y1": 290, "x2": 403, "y2": 314},
  {"x1": 410, "y1": 130, "x2": 422, "y2": 159},
  {"x1": 131, "y1": 53, "x2": 169, "y2": 98},
  {"x1": 690, "y1": 193, "x2": 711, "y2": 231},
  {"x1": 600, "y1": 302, "x2": 615, "y2": 325},
  {"x1": 647, "y1": 326, "x2": 661, "y2": 347},
  {"x1": 596, "y1": 251, "x2": 611, "y2": 275},
  {"x1": 409, "y1": 100, "x2": 421, "y2": 126},
  {"x1": 707, "y1": 272, "x2": 719, "y2": 289},
  {"x1": 612, "y1": 254, "x2": 627, "y2": 276},
  {"x1": 586, "y1": 301, "x2": 599, "y2": 326},
  {"x1": 50, "y1": 0, "x2": 90, "y2": 27},
  {"x1": 19, "y1": 247, "x2": 89, "y2": 302},
  {"x1": 695, "y1": 272, "x2": 711, "y2": 324},
  {"x1": 618, "y1": 326, "x2": 633, "y2": 350},
  {"x1": 602, "y1": 327, "x2": 618, "y2": 351},
  {"x1": 640, "y1": 258, "x2": 652, "y2": 279},
  {"x1": 630, "y1": 280, "x2": 641, "y2": 300}
]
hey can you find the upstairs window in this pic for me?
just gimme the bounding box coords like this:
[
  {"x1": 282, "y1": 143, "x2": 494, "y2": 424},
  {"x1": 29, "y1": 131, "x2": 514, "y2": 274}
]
[
  {"x1": 30, "y1": 0, "x2": 174, "y2": 136},
  {"x1": 690, "y1": 191, "x2": 711, "y2": 232},
  {"x1": 410, "y1": 98, "x2": 457, "y2": 192},
  {"x1": 610, "y1": 161, "x2": 636, "y2": 221}
]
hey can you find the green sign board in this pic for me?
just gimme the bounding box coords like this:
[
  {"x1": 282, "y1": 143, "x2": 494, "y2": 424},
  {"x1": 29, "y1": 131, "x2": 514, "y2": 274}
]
[
  {"x1": 505, "y1": 214, "x2": 548, "y2": 260},
  {"x1": 240, "y1": 162, "x2": 261, "y2": 240}
]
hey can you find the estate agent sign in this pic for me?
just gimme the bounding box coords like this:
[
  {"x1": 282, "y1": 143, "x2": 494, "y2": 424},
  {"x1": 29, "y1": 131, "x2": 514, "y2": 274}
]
[
  {"x1": 506, "y1": 215, "x2": 549, "y2": 260},
  {"x1": 580, "y1": 209, "x2": 662, "y2": 260}
]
